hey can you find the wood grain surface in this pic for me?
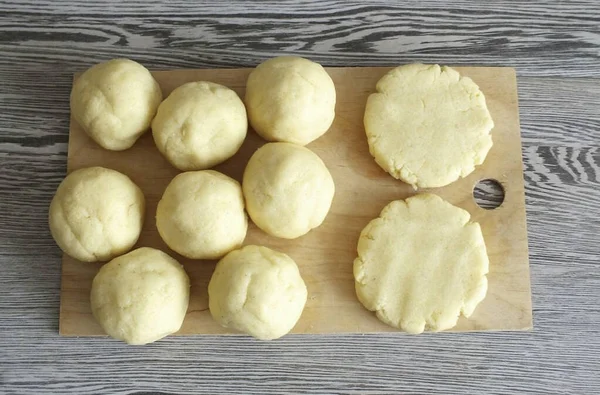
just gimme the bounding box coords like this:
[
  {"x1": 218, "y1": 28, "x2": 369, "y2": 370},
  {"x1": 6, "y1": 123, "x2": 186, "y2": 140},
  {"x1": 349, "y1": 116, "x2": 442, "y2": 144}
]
[
  {"x1": 1, "y1": 1, "x2": 599, "y2": 394},
  {"x1": 60, "y1": 66, "x2": 532, "y2": 336}
]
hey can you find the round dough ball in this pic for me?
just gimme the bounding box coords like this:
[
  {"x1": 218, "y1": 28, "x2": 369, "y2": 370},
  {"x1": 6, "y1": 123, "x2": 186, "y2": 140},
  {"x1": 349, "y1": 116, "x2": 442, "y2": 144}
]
[
  {"x1": 156, "y1": 170, "x2": 247, "y2": 259},
  {"x1": 49, "y1": 166, "x2": 145, "y2": 262},
  {"x1": 364, "y1": 64, "x2": 494, "y2": 188},
  {"x1": 152, "y1": 81, "x2": 247, "y2": 171},
  {"x1": 208, "y1": 245, "x2": 307, "y2": 340},
  {"x1": 354, "y1": 193, "x2": 489, "y2": 334},
  {"x1": 91, "y1": 247, "x2": 190, "y2": 345},
  {"x1": 70, "y1": 58, "x2": 163, "y2": 151},
  {"x1": 242, "y1": 142, "x2": 335, "y2": 239},
  {"x1": 245, "y1": 56, "x2": 336, "y2": 145}
]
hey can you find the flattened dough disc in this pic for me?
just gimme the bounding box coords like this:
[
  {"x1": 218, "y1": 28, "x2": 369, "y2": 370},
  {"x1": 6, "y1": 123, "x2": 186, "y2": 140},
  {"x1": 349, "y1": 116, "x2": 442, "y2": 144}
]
[
  {"x1": 364, "y1": 64, "x2": 494, "y2": 188},
  {"x1": 353, "y1": 193, "x2": 489, "y2": 333}
]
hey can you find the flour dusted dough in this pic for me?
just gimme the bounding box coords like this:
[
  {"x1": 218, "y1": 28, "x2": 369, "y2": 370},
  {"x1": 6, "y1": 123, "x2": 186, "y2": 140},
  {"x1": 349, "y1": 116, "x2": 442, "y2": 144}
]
[
  {"x1": 152, "y1": 81, "x2": 247, "y2": 171},
  {"x1": 354, "y1": 193, "x2": 489, "y2": 334},
  {"x1": 49, "y1": 166, "x2": 145, "y2": 262},
  {"x1": 364, "y1": 64, "x2": 494, "y2": 188},
  {"x1": 242, "y1": 142, "x2": 335, "y2": 239},
  {"x1": 208, "y1": 245, "x2": 307, "y2": 340},
  {"x1": 156, "y1": 170, "x2": 247, "y2": 259},
  {"x1": 90, "y1": 247, "x2": 190, "y2": 345},
  {"x1": 70, "y1": 58, "x2": 162, "y2": 151},
  {"x1": 245, "y1": 56, "x2": 336, "y2": 145}
]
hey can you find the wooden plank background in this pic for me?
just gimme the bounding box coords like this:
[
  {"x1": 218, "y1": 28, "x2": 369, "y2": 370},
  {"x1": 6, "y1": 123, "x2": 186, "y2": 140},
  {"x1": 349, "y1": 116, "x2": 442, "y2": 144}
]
[{"x1": 1, "y1": 1, "x2": 599, "y2": 394}]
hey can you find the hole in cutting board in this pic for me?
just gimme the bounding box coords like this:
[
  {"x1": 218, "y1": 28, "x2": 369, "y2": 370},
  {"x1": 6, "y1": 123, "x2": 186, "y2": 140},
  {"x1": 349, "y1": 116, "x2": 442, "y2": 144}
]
[{"x1": 473, "y1": 179, "x2": 505, "y2": 209}]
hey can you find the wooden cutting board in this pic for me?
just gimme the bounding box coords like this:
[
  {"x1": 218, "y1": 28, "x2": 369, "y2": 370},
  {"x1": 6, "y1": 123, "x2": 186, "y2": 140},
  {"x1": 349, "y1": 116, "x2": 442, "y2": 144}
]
[{"x1": 60, "y1": 66, "x2": 532, "y2": 336}]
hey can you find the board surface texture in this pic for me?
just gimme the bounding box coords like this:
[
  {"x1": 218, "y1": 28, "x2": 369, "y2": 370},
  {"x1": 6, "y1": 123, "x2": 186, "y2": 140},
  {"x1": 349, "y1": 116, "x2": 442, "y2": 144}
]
[{"x1": 60, "y1": 66, "x2": 532, "y2": 336}]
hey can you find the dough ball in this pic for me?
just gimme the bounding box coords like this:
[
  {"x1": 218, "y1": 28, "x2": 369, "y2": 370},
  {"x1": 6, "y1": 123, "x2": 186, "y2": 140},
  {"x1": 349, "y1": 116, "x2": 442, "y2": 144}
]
[
  {"x1": 49, "y1": 166, "x2": 145, "y2": 262},
  {"x1": 245, "y1": 56, "x2": 336, "y2": 145},
  {"x1": 242, "y1": 142, "x2": 335, "y2": 239},
  {"x1": 91, "y1": 247, "x2": 190, "y2": 345},
  {"x1": 208, "y1": 245, "x2": 307, "y2": 340},
  {"x1": 70, "y1": 58, "x2": 163, "y2": 151},
  {"x1": 354, "y1": 193, "x2": 489, "y2": 334},
  {"x1": 152, "y1": 81, "x2": 247, "y2": 171},
  {"x1": 156, "y1": 170, "x2": 247, "y2": 259},
  {"x1": 364, "y1": 64, "x2": 494, "y2": 188}
]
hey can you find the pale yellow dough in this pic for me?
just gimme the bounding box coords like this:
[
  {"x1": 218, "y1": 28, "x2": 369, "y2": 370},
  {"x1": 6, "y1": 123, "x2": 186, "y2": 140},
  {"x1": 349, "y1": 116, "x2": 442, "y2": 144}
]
[
  {"x1": 49, "y1": 166, "x2": 145, "y2": 262},
  {"x1": 354, "y1": 193, "x2": 489, "y2": 334},
  {"x1": 245, "y1": 56, "x2": 336, "y2": 145},
  {"x1": 156, "y1": 170, "x2": 247, "y2": 259},
  {"x1": 208, "y1": 245, "x2": 307, "y2": 340},
  {"x1": 152, "y1": 81, "x2": 247, "y2": 171},
  {"x1": 70, "y1": 58, "x2": 162, "y2": 151},
  {"x1": 242, "y1": 142, "x2": 335, "y2": 239},
  {"x1": 91, "y1": 247, "x2": 190, "y2": 345},
  {"x1": 364, "y1": 64, "x2": 494, "y2": 188}
]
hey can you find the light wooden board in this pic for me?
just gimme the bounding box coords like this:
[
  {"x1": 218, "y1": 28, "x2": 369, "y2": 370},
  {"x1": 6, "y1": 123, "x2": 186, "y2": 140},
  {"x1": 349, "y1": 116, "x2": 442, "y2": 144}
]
[{"x1": 59, "y1": 66, "x2": 532, "y2": 336}]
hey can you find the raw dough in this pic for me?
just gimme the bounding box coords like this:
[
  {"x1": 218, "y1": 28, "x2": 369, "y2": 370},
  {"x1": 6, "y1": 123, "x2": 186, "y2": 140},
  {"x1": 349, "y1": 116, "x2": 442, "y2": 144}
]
[
  {"x1": 242, "y1": 142, "x2": 335, "y2": 239},
  {"x1": 91, "y1": 247, "x2": 190, "y2": 345},
  {"x1": 156, "y1": 170, "x2": 247, "y2": 259},
  {"x1": 353, "y1": 193, "x2": 489, "y2": 334},
  {"x1": 152, "y1": 81, "x2": 247, "y2": 171},
  {"x1": 364, "y1": 64, "x2": 494, "y2": 188},
  {"x1": 49, "y1": 166, "x2": 145, "y2": 262},
  {"x1": 208, "y1": 245, "x2": 307, "y2": 340},
  {"x1": 245, "y1": 56, "x2": 336, "y2": 145},
  {"x1": 70, "y1": 58, "x2": 163, "y2": 151}
]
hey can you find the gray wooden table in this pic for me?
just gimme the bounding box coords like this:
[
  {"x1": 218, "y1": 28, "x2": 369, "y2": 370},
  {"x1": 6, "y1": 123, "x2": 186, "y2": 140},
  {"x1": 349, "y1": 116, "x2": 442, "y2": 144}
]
[{"x1": 1, "y1": 1, "x2": 599, "y2": 394}]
